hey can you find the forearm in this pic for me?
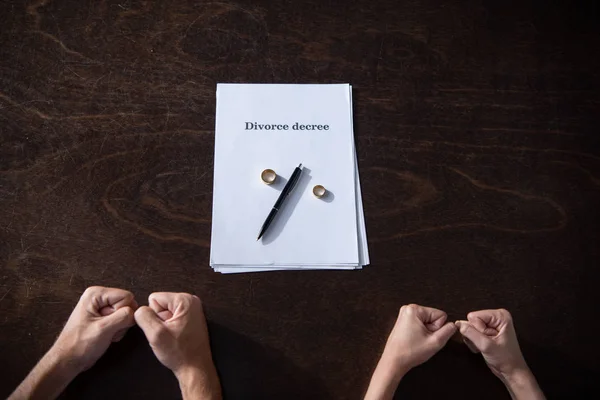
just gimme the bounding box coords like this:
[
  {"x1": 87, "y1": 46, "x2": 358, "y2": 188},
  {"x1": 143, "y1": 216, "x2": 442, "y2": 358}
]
[
  {"x1": 176, "y1": 365, "x2": 222, "y2": 400},
  {"x1": 502, "y1": 368, "x2": 545, "y2": 400},
  {"x1": 9, "y1": 346, "x2": 79, "y2": 400},
  {"x1": 364, "y1": 355, "x2": 409, "y2": 400}
]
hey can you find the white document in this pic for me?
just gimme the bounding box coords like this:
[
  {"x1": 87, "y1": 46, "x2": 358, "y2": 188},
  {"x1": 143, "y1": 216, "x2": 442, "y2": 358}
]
[
  {"x1": 214, "y1": 159, "x2": 368, "y2": 274},
  {"x1": 210, "y1": 83, "x2": 368, "y2": 272}
]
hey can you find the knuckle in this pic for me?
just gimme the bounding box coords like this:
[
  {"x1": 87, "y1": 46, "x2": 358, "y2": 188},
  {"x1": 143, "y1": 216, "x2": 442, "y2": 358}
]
[
  {"x1": 122, "y1": 307, "x2": 135, "y2": 319},
  {"x1": 133, "y1": 308, "x2": 141, "y2": 321},
  {"x1": 499, "y1": 308, "x2": 512, "y2": 320},
  {"x1": 405, "y1": 304, "x2": 418, "y2": 314},
  {"x1": 135, "y1": 308, "x2": 151, "y2": 324},
  {"x1": 83, "y1": 286, "x2": 101, "y2": 297},
  {"x1": 134, "y1": 306, "x2": 148, "y2": 319},
  {"x1": 177, "y1": 293, "x2": 193, "y2": 304},
  {"x1": 121, "y1": 291, "x2": 134, "y2": 301}
]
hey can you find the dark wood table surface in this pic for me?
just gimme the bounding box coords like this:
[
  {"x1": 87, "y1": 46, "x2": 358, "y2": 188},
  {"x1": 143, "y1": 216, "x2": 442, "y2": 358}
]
[{"x1": 1, "y1": 0, "x2": 598, "y2": 398}]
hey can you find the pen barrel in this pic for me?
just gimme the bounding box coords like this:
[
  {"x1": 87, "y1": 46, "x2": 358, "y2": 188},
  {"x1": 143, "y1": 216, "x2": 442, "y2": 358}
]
[
  {"x1": 273, "y1": 167, "x2": 302, "y2": 209},
  {"x1": 272, "y1": 196, "x2": 286, "y2": 210},
  {"x1": 258, "y1": 165, "x2": 303, "y2": 239}
]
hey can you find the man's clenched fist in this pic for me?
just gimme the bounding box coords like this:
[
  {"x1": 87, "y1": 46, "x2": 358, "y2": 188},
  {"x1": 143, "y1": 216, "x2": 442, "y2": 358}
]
[
  {"x1": 134, "y1": 292, "x2": 221, "y2": 400},
  {"x1": 53, "y1": 286, "x2": 137, "y2": 373}
]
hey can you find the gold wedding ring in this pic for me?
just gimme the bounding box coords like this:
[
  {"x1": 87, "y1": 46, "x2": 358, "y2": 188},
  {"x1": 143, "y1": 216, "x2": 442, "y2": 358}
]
[
  {"x1": 313, "y1": 185, "x2": 326, "y2": 198},
  {"x1": 261, "y1": 169, "x2": 277, "y2": 184}
]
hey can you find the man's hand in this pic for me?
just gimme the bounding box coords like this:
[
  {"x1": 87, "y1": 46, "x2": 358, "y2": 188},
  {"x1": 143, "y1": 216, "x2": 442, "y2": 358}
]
[
  {"x1": 382, "y1": 304, "x2": 457, "y2": 371},
  {"x1": 53, "y1": 286, "x2": 137, "y2": 372},
  {"x1": 365, "y1": 304, "x2": 456, "y2": 400},
  {"x1": 455, "y1": 309, "x2": 526, "y2": 378},
  {"x1": 9, "y1": 286, "x2": 137, "y2": 400},
  {"x1": 134, "y1": 292, "x2": 221, "y2": 400},
  {"x1": 456, "y1": 309, "x2": 545, "y2": 400}
]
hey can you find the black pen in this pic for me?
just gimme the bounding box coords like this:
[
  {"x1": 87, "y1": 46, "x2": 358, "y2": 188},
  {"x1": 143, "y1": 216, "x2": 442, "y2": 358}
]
[{"x1": 257, "y1": 163, "x2": 303, "y2": 240}]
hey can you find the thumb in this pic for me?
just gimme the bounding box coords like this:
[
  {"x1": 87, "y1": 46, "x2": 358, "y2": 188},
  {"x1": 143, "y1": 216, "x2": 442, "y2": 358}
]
[
  {"x1": 456, "y1": 320, "x2": 490, "y2": 353},
  {"x1": 431, "y1": 322, "x2": 457, "y2": 347},
  {"x1": 134, "y1": 306, "x2": 164, "y2": 339},
  {"x1": 102, "y1": 306, "x2": 135, "y2": 334}
]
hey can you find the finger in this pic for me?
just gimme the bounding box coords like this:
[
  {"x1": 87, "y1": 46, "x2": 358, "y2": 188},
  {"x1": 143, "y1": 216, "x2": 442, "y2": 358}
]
[
  {"x1": 472, "y1": 316, "x2": 500, "y2": 336},
  {"x1": 426, "y1": 314, "x2": 448, "y2": 332},
  {"x1": 466, "y1": 313, "x2": 487, "y2": 331},
  {"x1": 99, "y1": 302, "x2": 139, "y2": 317},
  {"x1": 148, "y1": 292, "x2": 179, "y2": 313},
  {"x1": 99, "y1": 306, "x2": 114, "y2": 316},
  {"x1": 407, "y1": 304, "x2": 447, "y2": 327},
  {"x1": 467, "y1": 309, "x2": 509, "y2": 330},
  {"x1": 104, "y1": 288, "x2": 136, "y2": 309},
  {"x1": 148, "y1": 296, "x2": 175, "y2": 321},
  {"x1": 134, "y1": 306, "x2": 165, "y2": 339},
  {"x1": 156, "y1": 310, "x2": 173, "y2": 321},
  {"x1": 466, "y1": 314, "x2": 499, "y2": 336},
  {"x1": 102, "y1": 306, "x2": 135, "y2": 334},
  {"x1": 83, "y1": 286, "x2": 136, "y2": 311},
  {"x1": 149, "y1": 292, "x2": 195, "y2": 318},
  {"x1": 431, "y1": 322, "x2": 457, "y2": 348},
  {"x1": 455, "y1": 321, "x2": 491, "y2": 352}
]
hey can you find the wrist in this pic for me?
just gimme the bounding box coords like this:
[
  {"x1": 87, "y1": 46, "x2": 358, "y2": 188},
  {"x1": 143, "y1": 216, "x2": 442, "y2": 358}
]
[
  {"x1": 47, "y1": 345, "x2": 83, "y2": 378},
  {"x1": 175, "y1": 364, "x2": 221, "y2": 400},
  {"x1": 500, "y1": 363, "x2": 532, "y2": 386},
  {"x1": 10, "y1": 347, "x2": 80, "y2": 400},
  {"x1": 365, "y1": 354, "x2": 411, "y2": 400},
  {"x1": 379, "y1": 351, "x2": 412, "y2": 381},
  {"x1": 501, "y1": 367, "x2": 543, "y2": 399}
]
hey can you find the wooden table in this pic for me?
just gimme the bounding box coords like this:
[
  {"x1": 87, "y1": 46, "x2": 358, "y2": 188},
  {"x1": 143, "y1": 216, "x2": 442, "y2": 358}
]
[{"x1": 1, "y1": 0, "x2": 598, "y2": 398}]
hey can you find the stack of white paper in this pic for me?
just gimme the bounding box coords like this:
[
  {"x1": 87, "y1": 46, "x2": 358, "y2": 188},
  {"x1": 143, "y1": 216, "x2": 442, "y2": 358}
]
[{"x1": 210, "y1": 84, "x2": 369, "y2": 273}]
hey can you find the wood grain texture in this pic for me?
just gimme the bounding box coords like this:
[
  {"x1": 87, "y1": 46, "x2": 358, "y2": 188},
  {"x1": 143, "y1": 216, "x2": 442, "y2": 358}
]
[{"x1": 1, "y1": 0, "x2": 599, "y2": 398}]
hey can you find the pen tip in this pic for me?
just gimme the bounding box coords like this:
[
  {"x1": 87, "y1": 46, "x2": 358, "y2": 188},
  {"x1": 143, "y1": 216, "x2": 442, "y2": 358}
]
[{"x1": 298, "y1": 163, "x2": 303, "y2": 168}]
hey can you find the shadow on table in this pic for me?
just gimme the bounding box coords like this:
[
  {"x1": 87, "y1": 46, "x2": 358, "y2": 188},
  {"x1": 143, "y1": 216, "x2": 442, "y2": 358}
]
[
  {"x1": 394, "y1": 339, "x2": 595, "y2": 399},
  {"x1": 61, "y1": 322, "x2": 330, "y2": 399},
  {"x1": 520, "y1": 339, "x2": 595, "y2": 398},
  {"x1": 210, "y1": 322, "x2": 331, "y2": 399}
]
